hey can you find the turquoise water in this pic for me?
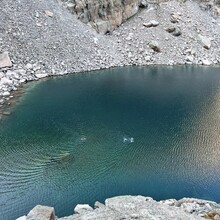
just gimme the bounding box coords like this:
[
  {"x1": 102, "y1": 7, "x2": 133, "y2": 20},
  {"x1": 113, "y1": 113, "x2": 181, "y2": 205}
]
[{"x1": 1, "y1": 66, "x2": 220, "y2": 219}]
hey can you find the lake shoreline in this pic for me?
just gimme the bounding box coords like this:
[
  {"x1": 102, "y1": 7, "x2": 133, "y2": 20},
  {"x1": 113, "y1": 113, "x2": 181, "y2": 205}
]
[
  {"x1": 18, "y1": 195, "x2": 220, "y2": 220},
  {"x1": 0, "y1": 63, "x2": 220, "y2": 121}
]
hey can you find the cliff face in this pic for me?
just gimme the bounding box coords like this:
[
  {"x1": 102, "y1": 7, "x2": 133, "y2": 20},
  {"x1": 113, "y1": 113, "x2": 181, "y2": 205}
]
[{"x1": 62, "y1": 0, "x2": 143, "y2": 33}]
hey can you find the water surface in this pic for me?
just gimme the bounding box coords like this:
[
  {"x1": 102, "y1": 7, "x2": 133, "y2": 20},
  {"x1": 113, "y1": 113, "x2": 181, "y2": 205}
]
[{"x1": 1, "y1": 66, "x2": 220, "y2": 219}]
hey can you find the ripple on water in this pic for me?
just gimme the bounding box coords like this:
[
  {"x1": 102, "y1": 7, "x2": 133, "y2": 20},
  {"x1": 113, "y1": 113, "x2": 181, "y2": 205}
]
[{"x1": 1, "y1": 66, "x2": 220, "y2": 220}]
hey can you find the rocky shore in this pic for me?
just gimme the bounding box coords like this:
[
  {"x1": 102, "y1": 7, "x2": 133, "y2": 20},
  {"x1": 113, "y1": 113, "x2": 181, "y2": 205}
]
[
  {"x1": 0, "y1": 0, "x2": 220, "y2": 115},
  {"x1": 17, "y1": 195, "x2": 220, "y2": 219},
  {"x1": 1, "y1": 1, "x2": 220, "y2": 219}
]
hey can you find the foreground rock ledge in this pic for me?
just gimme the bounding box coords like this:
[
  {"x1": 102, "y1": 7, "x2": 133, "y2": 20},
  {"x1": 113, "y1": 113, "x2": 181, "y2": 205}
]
[{"x1": 17, "y1": 195, "x2": 220, "y2": 220}]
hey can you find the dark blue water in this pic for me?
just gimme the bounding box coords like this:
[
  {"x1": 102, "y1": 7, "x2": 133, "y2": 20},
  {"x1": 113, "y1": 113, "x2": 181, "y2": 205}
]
[{"x1": 1, "y1": 66, "x2": 220, "y2": 219}]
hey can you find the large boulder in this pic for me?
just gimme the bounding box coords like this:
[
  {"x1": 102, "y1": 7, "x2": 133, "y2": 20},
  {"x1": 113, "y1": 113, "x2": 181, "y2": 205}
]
[
  {"x1": 26, "y1": 205, "x2": 55, "y2": 220},
  {"x1": 63, "y1": 0, "x2": 140, "y2": 33}
]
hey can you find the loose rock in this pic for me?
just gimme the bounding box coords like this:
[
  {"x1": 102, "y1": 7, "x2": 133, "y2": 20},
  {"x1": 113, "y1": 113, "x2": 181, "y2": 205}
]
[
  {"x1": 149, "y1": 40, "x2": 161, "y2": 52},
  {"x1": 198, "y1": 34, "x2": 211, "y2": 49}
]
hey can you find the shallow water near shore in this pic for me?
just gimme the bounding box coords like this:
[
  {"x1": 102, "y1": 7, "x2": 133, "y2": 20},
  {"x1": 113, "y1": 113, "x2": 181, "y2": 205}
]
[{"x1": 1, "y1": 66, "x2": 220, "y2": 219}]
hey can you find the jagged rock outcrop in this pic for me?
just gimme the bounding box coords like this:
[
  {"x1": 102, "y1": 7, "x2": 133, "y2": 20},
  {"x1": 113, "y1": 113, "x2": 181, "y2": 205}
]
[
  {"x1": 17, "y1": 196, "x2": 220, "y2": 220},
  {"x1": 62, "y1": 0, "x2": 145, "y2": 33}
]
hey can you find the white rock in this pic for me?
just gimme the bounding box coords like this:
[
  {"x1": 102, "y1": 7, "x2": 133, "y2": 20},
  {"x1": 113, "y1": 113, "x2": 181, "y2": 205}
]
[
  {"x1": 198, "y1": 34, "x2": 211, "y2": 49},
  {"x1": 150, "y1": 20, "x2": 159, "y2": 27},
  {"x1": 0, "y1": 77, "x2": 13, "y2": 86},
  {"x1": 0, "y1": 72, "x2": 4, "y2": 78},
  {"x1": 3, "y1": 91, "x2": 10, "y2": 96},
  {"x1": 25, "y1": 63, "x2": 33, "y2": 70},
  {"x1": 45, "y1": 10, "x2": 54, "y2": 17},
  {"x1": 186, "y1": 56, "x2": 194, "y2": 62},
  {"x1": 16, "y1": 216, "x2": 26, "y2": 220},
  {"x1": 202, "y1": 59, "x2": 211, "y2": 65},
  {"x1": 0, "y1": 52, "x2": 12, "y2": 68},
  {"x1": 35, "y1": 73, "x2": 48, "y2": 79},
  {"x1": 144, "y1": 56, "x2": 151, "y2": 61},
  {"x1": 74, "y1": 204, "x2": 93, "y2": 214}
]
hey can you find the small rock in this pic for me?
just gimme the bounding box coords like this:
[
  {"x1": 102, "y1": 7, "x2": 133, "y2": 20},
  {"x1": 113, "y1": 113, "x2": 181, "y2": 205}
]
[
  {"x1": 165, "y1": 27, "x2": 176, "y2": 33},
  {"x1": 143, "y1": 20, "x2": 159, "y2": 28},
  {"x1": 0, "y1": 77, "x2": 13, "y2": 86},
  {"x1": 186, "y1": 56, "x2": 194, "y2": 62},
  {"x1": 198, "y1": 34, "x2": 211, "y2": 49},
  {"x1": 144, "y1": 56, "x2": 151, "y2": 61},
  {"x1": 139, "y1": 0, "x2": 148, "y2": 8},
  {"x1": 25, "y1": 63, "x2": 33, "y2": 70},
  {"x1": 74, "y1": 204, "x2": 93, "y2": 214},
  {"x1": 0, "y1": 52, "x2": 12, "y2": 68},
  {"x1": 45, "y1": 10, "x2": 54, "y2": 17},
  {"x1": 170, "y1": 15, "x2": 178, "y2": 23},
  {"x1": 67, "y1": 3, "x2": 75, "y2": 11},
  {"x1": 94, "y1": 201, "x2": 105, "y2": 209},
  {"x1": 172, "y1": 28, "x2": 182, "y2": 36},
  {"x1": 3, "y1": 91, "x2": 10, "y2": 96},
  {"x1": 35, "y1": 73, "x2": 48, "y2": 79},
  {"x1": 149, "y1": 40, "x2": 161, "y2": 52},
  {"x1": 202, "y1": 59, "x2": 211, "y2": 65},
  {"x1": 0, "y1": 72, "x2": 4, "y2": 78},
  {"x1": 150, "y1": 20, "x2": 159, "y2": 27},
  {"x1": 143, "y1": 22, "x2": 152, "y2": 27}
]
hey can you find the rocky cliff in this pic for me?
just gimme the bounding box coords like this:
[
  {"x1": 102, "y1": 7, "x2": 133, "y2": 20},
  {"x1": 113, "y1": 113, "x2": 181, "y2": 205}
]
[
  {"x1": 17, "y1": 196, "x2": 220, "y2": 220},
  {"x1": 61, "y1": 0, "x2": 147, "y2": 33}
]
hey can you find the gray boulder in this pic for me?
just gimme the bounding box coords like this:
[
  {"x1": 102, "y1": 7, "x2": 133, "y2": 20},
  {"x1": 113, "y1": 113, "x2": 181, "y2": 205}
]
[{"x1": 26, "y1": 205, "x2": 55, "y2": 220}]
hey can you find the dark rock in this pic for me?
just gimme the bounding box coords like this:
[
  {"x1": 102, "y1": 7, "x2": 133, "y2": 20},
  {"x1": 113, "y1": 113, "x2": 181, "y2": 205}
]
[
  {"x1": 139, "y1": 0, "x2": 148, "y2": 8},
  {"x1": 149, "y1": 40, "x2": 161, "y2": 52},
  {"x1": 172, "y1": 28, "x2": 182, "y2": 36}
]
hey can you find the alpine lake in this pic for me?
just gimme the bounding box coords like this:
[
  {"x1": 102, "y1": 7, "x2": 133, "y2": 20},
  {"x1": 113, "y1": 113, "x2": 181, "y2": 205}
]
[{"x1": 1, "y1": 66, "x2": 220, "y2": 219}]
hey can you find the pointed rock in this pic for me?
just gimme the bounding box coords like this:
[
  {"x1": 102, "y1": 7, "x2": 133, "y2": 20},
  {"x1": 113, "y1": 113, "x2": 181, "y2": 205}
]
[{"x1": 0, "y1": 52, "x2": 12, "y2": 68}]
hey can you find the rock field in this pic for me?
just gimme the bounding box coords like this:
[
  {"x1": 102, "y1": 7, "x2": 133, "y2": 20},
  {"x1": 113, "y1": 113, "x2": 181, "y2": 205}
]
[{"x1": 0, "y1": 0, "x2": 220, "y2": 112}]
